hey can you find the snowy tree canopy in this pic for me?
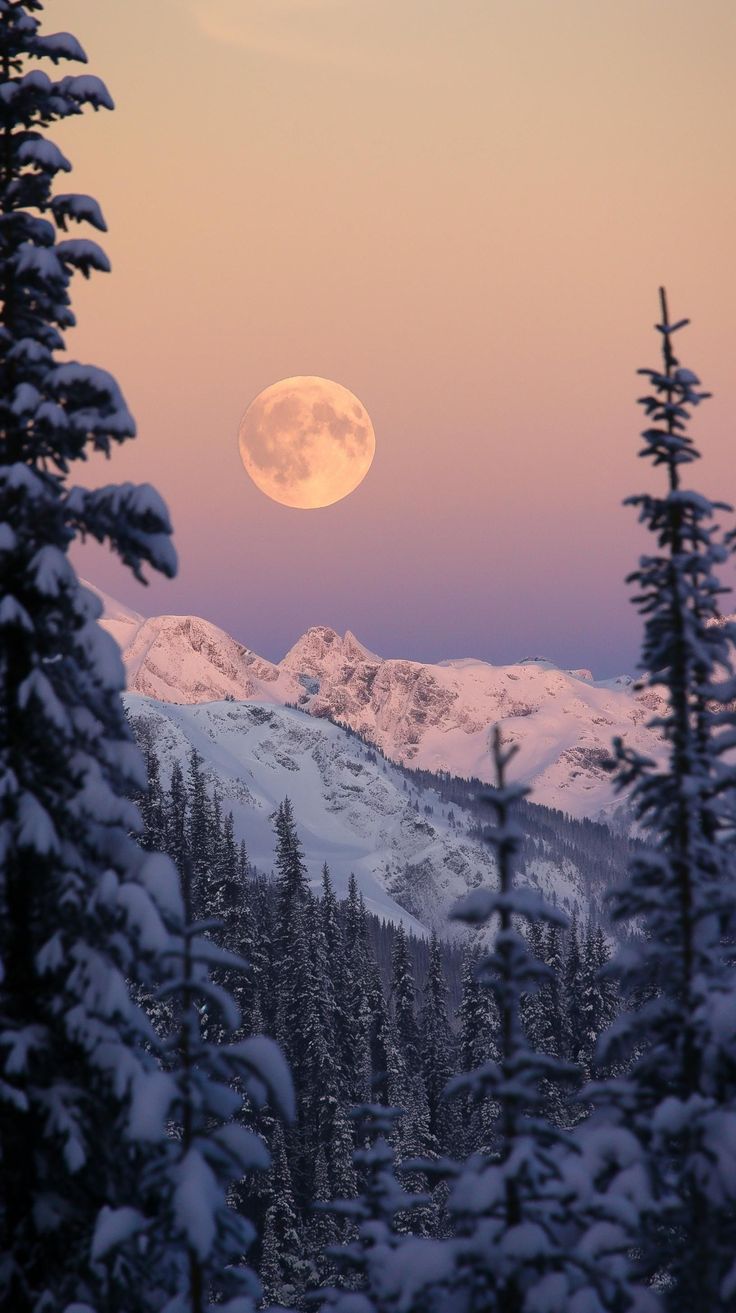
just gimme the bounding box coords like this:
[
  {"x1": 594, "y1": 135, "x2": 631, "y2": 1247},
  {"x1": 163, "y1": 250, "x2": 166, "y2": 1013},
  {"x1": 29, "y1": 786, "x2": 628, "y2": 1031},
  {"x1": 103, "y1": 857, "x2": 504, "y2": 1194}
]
[
  {"x1": 595, "y1": 290, "x2": 736, "y2": 1310},
  {"x1": 0, "y1": 4, "x2": 180, "y2": 1308},
  {"x1": 437, "y1": 731, "x2": 652, "y2": 1313}
]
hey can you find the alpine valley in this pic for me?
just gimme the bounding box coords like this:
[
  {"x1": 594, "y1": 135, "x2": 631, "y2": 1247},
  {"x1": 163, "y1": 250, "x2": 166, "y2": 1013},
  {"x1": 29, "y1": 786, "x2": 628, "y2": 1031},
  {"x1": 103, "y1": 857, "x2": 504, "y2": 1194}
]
[{"x1": 95, "y1": 584, "x2": 660, "y2": 933}]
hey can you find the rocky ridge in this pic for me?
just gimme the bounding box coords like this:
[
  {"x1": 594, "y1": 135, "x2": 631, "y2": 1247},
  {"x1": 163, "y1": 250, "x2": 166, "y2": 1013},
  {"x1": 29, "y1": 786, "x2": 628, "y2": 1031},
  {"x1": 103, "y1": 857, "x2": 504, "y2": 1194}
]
[{"x1": 91, "y1": 583, "x2": 667, "y2": 820}]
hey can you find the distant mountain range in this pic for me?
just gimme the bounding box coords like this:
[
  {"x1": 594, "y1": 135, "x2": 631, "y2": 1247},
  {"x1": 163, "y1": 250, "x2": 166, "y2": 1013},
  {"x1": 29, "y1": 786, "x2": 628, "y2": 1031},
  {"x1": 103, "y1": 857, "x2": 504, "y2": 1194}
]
[
  {"x1": 89, "y1": 582, "x2": 655, "y2": 933},
  {"x1": 93, "y1": 583, "x2": 665, "y2": 822}
]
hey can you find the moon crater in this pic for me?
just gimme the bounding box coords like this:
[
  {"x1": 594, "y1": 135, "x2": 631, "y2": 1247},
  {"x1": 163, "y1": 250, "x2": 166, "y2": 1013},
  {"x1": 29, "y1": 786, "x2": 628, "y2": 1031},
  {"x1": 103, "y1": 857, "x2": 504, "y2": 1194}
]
[{"x1": 238, "y1": 375, "x2": 375, "y2": 509}]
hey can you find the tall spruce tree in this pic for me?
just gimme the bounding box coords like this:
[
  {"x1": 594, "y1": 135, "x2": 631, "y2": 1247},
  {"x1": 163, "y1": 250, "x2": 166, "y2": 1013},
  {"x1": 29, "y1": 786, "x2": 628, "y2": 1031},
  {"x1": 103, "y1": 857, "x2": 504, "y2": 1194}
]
[
  {"x1": 420, "y1": 930, "x2": 454, "y2": 1148},
  {"x1": 387, "y1": 923, "x2": 433, "y2": 1169},
  {"x1": 390, "y1": 925, "x2": 420, "y2": 1070},
  {"x1": 562, "y1": 913, "x2": 583, "y2": 1066},
  {"x1": 578, "y1": 922, "x2": 617, "y2": 1081},
  {"x1": 442, "y1": 731, "x2": 647, "y2": 1312},
  {"x1": 98, "y1": 864, "x2": 295, "y2": 1313},
  {"x1": 134, "y1": 716, "x2": 166, "y2": 851},
  {"x1": 304, "y1": 885, "x2": 343, "y2": 1182},
  {"x1": 595, "y1": 292, "x2": 736, "y2": 1308},
  {"x1": 0, "y1": 6, "x2": 181, "y2": 1309},
  {"x1": 272, "y1": 798, "x2": 311, "y2": 1057},
  {"x1": 167, "y1": 760, "x2": 188, "y2": 872},
  {"x1": 532, "y1": 922, "x2": 569, "y2": 1126},
  {"x1": 270, "y1": 801, "x2": 347, "y2": 1215},
  {"x1": 187, "y1": 749, "x2": 212, "y2": 916},
  {"x1": 456, "y1": 940, "x2": 499, "y2": 1155},
  {"x1": 320, "y1": 863, "x2": 350, "y2": 1097},
  {"x1": 343, "y1": 874, "x2": 373, "y2": 1105},
  {"x1": 274, "y1": 796, "x2": 310, "y2": 907},
  {"x1": 260, "y1": 1120, "x2": 309, "y2": 1307}
]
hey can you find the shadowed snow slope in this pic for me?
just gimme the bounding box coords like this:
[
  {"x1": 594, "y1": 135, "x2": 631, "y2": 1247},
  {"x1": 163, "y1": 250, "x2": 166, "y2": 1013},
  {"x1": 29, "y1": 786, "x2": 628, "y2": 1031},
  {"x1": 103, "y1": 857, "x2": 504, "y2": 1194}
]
[
  {"x1": 90, "y1": 582, "x2": 666, "y2": 820},
  {"x1": 126, "y1": 696, "x2": 605, "y2": 935}
]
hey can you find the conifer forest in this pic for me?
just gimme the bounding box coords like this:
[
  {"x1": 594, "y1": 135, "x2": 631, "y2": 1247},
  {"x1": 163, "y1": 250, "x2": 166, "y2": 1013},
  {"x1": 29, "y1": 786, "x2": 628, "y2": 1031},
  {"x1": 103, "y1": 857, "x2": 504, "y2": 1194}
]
[{"x1": 2, "y1": 4, "x2": 736, "y2": 1313}]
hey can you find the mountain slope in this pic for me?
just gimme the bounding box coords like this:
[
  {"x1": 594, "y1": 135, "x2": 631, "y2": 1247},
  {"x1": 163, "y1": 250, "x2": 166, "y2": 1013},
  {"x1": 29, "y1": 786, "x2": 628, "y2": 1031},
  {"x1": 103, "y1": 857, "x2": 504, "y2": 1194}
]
[{"x1": 127, "y1": 695, "x2": 620, "y2": 935}]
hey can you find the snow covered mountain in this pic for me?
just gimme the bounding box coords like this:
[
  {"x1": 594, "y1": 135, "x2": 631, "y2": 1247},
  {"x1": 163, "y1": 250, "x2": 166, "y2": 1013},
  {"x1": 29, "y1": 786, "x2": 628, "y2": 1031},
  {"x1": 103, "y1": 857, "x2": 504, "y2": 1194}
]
[
  {"x1": 92, "y1": 586, "x2": 664, "y2": 820},
  {"x1": 126, "y1": 694, "x2": 617, "y2": 936},
  {"x1": 87, "y1": 581, "x2": 639, "y2": 931},
  {"x1": 94, "y1": 586, "x2": 287, "y2": 704},
  {"x1": 91, "y1": 582, "x2": 663, "y2": 822},
  {"x1": 276, "y1": 628, "x2": 662, "y2": 821}
]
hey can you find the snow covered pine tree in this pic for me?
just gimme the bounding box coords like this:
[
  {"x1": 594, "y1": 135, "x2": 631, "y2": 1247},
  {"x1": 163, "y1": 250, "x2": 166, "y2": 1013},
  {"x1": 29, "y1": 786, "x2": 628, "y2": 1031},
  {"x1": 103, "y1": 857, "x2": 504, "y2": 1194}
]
[
  {"x1": 441, "y1": 729, "x2": 652, "y2": 1313},
  {"x1": 317, "y1": 1104, "x2": 448, "y2": 1313},
  {"x1": 0, "y1": 5, "x2": 290, "y2": 1311},
  {"x1": 111, "y1": 863, "x2": 295, "y2": 1313},
  {"x1": 595, "y1": 291, "x2": 736, "y2": 1310},
  {"x1": 0, "y1": 4, "x2": 175, "y2": 1308}
]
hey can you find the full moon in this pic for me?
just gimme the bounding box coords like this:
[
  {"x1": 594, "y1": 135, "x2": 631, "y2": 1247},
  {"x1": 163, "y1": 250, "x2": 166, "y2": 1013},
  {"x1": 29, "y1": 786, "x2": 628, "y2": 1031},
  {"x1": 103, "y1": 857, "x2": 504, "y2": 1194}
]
[{"x1": 238, "y1": 376, "x2": 376, "y2": 509}]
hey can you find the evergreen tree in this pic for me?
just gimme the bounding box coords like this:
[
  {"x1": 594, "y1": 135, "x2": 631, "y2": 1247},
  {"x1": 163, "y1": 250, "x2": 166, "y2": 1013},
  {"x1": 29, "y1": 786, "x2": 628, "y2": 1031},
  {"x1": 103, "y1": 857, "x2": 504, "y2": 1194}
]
[
  {"x1": 305, "y1": 886, "x2": 343, "y2": 1180},
  {"x1": 103, "y1": 864, "x2": 295, "y2": 1312},
  {"x1": 343, "y1": 875, "x2": 373, "y2": 1105},
  {"x1": 441, "y1": 730, "x2": 646, "y2": 1312},
  {"x1": 167, "y1": 760, "x2": 188, "y2": 871},
  {"x1": 275, "y1": 900, "x2": 316, "y2": 1186},
  {"x1": 562, "y1": 913, "x2": 583, "y2": 1065},
  {"x1": 578, "y1": 922, "x2": 617, "y2": 1080},
  {"x1": 386, "y1": 924, "x2": 433, "y2": 1199},
  {"x1": 534, "y1": 923, "x2": 569, "y2": 1125},
  {"x1": 254, "y1": 879, "x2": 278, "y2": 1039},
  {"x1": 222, "y1": 813, "x2": 245, "y2": 920},
  {"x1": 205, "y1": 807, "x2": 246, "y2": 950},
  {"x1": 595, "y1": 292, "x2": 736, "y2": 1308},
  {"x1": 272, "y1": 800, "x2": 311, "y2": 1048},
  {"x1": 329, "y1": 1101, "x2": 358, "y2": 1201},
  {"x1": 390, "y1": 925, "x2": 420, "y2": 1070},
  {"x1": 519, "y1": 920, "x2": 546, "y2": 1047},
  {"x1": 543, "y1": 922, "x2": 565, "y2": 1059},
  {"x1": 209, "y1": 813, "x2": 257, "y2": 1043},
  {"x1": 319, "y1": 864, "x2": 352, "y2": 1102},
  {"x1": 456, "y1": 940, "x2": 499, "y2": 1156},
  {"x1": 420, "y1": 931, "x2": 454, "y2": 1148},
  {"x1": 345, "y1": 872, "x2": 362, "y2": 947},
  {"x1": 0, "y1": 7, "x2": 178, "y2": 1308},
  {"x1": 382, "y1": 1009, "x2": 410, "y2": 1119},
  {"x1": 271, "y1": 804, "x2": 348, "y2": 1214},
  {"x1": 260, "y1": 1120, "x2": 309, "y2": 1307},
  {"x1": 318, "y1": 1105, "x2": 441, "y2": 1313},
  {"x1": 274, "y1": 796, "x2": 310, "y2": 909},
  {"x1": 135, "y1": 718, "x2": 166, "y2": 850},
  {"x1": 304, "y1": 1144, "x2": 340, "y2": 1288},
  {"x1": 187, "y1": 748, "x2": 212, "y2": 915},
  {"x1": 210, "y1": 787, "x2": 224, "y2": 876},
  {"x1": 238, "y1": 837, "x2": 250, "y2": 882}
]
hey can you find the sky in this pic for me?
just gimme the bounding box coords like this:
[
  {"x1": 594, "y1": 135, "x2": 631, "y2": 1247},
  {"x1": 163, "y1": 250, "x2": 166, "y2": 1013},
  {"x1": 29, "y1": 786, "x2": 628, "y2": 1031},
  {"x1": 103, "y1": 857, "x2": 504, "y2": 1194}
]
[{"x1": 52, "y1": 0, "x2": 736, "y2": 676}]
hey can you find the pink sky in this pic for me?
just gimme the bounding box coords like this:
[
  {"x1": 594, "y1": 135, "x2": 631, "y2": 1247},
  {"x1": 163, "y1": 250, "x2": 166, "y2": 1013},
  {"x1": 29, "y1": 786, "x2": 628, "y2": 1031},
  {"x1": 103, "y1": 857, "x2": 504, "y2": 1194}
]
[{"x1": 54, "y1": 0, "x2": 736, "y2": 675}]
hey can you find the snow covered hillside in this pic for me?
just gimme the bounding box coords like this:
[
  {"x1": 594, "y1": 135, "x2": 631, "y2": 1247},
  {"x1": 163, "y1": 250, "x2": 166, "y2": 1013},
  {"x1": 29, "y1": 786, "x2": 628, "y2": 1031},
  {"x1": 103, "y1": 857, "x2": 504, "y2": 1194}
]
[
  {"x1": 126, "y1": 695, "x2": 609, "y2": 935},
  {"x1": 278, "y1": 628, "x2": 664, "y2": 821},
  {"x1": 93, "y1": 582, "x2": 665, "y2": 820}
]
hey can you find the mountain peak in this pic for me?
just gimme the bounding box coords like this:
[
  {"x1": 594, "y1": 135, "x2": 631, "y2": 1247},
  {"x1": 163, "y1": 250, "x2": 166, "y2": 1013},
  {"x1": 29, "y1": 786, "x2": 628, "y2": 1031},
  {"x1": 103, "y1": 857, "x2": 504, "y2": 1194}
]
[
  {"x1": 93, "y1": 580, "x2": 661, "y2": 820},
  {"x1": 343, "y1": 630, "x2": 382, "y2": 664},
  {"x1": 281, "y1": 626, "x2": 341, "y2": 674},
  {"x1": 281, "y1": 624, "x2": 381, "y2": 675}
]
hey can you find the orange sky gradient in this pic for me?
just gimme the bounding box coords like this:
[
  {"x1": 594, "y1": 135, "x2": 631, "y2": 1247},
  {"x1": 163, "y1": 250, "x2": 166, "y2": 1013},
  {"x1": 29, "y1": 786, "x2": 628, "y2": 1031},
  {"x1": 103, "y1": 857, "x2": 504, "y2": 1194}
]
[{"x1": 53, "y1": 0, "x2": 736, "y2": 674}]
